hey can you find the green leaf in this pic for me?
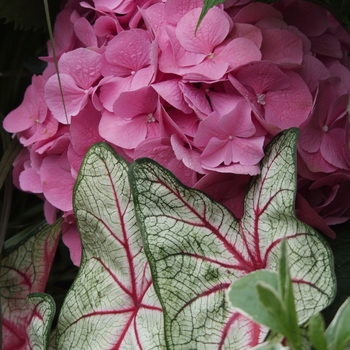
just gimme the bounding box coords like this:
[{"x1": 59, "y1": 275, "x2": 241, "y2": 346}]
[
  {"x1": 0, "y1": 0, "x2": 60, "y2": 31},
  {"x1": 322, "y1": 223, "x2": 350, "y2": 325},
  {"x1": 227, "y1": 270, "x2": 283, "y2": 331},
  {"x1": 325, "y1": 297, "x2": 350, "y2": 350},
  {"x1": 251, "y1": 342, "x2": 289, "y2": 350},
  {"x1": 256, "y1": 282, "x2": 292, "y2": 338},
  {"x1": 0, "y1": 219, "x2": 62, "y2": 350},
  {"x1": 57, "y1": 143, "x2": 164, "y2": 349},
  {"x1": 129, "y1": 128, "x2": 336, "y2": 349},
  {"x1": 308, "y1": 313, "x2": 327, "y2": 350},
  {"x1": 27, "y1": 293, "x2": 56, "y2": 350},
  {"x1": 0, "y1": 136, "x2": 21, "y2": 191},
  {"x1": 196, "y1": 0, "x2": 225, "y2": 33},
  {"x1": 278, "y1": 239, "x2": 301, "y2": 348}
]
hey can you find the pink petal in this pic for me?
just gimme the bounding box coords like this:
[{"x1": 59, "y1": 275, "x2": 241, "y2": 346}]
[
  {"x1": 21, "y1": 112, "x2": 59, "y2": 147},
  {"x1": 233, "y1": 2, "x2": 282, "y2": 23},
  {"x1": 297, "y1": 147, "x2": 337, "y2": 173},
  {"x1": 3, "y1": 102, "x2": 37, "y2": 133},
  {"x1": 62, "y1": 223, "x2": 82, "y2": 266},
  {"x1": 45, "y1": 74, "x2": 88, "y2": 123},
  {"x1": 134, "y1": 137, "x2": 197, "y2": 186},
  {"x1": 202, "y1": 162, "x2": 260, "y2": 175},
  {"x1": 19, "y1": 168, "x2": 43, "y2": 193},
  {"x1": 70, "y1": 102, "x2": 103, "y2": 156},
  {"x1": 176, "y1": 7, "x2": 232, "y2": 54},
  {"x1": 202, "y1": 135, "x2": 264, "y2": 167},
  {"x1": 216, "y1": 37, "x2": 262, "y2": 72},
  {"x1": 295, "y1": 194, "x2": 336, "y2": 239},
  {"x1": 279, "y1": 0, "x2": 328, "y2": 37},
  {"x1": 208, "y1": 89, "x2": 243, "y2": 116},
  {"x1": 231, "y1": 23, "x2": 263, "y2": 48},
  {"x1": 113, "y1": 86, "x2": 158, "y2": 120},
  {"x1": 103, "y1": 29, "x2": 153, "y2": 76},
  {"x1": 299, "y1": 125, "x2": 323, "y2": 153},
  {"x1": 94, "y1": 15, "x2": 122, "y2": 37},
  {"x1": 170, "y1": 134, "x2": 206, "y2": 174},
  {"x1": 310, "y1": 33, "x2": 342, "y2": 58},
  {"x1": 260, "y1": 28, "x2": 303, "y2": 66},
  {"x1": 99, "y1": 111, "x2": 148, "y2": 149},
  {"x1": 44, "y1": 200, "x2": 58, "y2": 224},
  {"x1": 235, "y1": 61, "x2": 290, "y2": 94},
  {"x1": 93, "y1": 0, "x2": 134, "y2": 13},
  {"x1": 180, "y1": 82, "x2": 212, "y2": 117},
  {"x1": 263, "y1": 71, "x2": 313, "y2": 129},
  {"x1": 152, "y1": 79, "x2": 192, "y2": 114},
  {"x1": 194, "y1": 172, "x2": 250, "y2": 218},
  {"x1": 297, "y1": 54, "x2": 330, "y2": 96},
  {"x1": 321, "y1": 128, "x2": 350, "y2": 169},
  {"x1": 3, "y1": 75, "x2": 47, "y2": 133},
  {"x1": 74, "y1": 17, "x2": 98, "y2": 47},
  {"x1": 59, "y1": 48, "x2": 102, "y2": 89},
  {"x1": 44, "y1": 9, "x2": 75, "y2": 59},
  {"x1": 98, "y1": 76, "x2": 132, "y2": 112},
  {"x1": 141, "y1": 3, "x2": 168, "y2": 50},
  {"x1": 167, "y1": 25, "x2": 206, "y2": 68},
  {"x1": 194, "y1": 111, "x2": 224, "y2": 148},
  {"x1": 164, "y1": 0, "x2": 204, "y2": 26},
  {"x1": 41, "y1": 154, "x2": 75, "y2": 211},
  {"x1": 218, "y1": 100, "x2": 255, "y2": 138}
]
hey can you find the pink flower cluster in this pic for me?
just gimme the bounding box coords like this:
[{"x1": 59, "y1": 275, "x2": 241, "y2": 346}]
[{"x1": 3, "y1": 0, "x2": 350, "y2": 265}]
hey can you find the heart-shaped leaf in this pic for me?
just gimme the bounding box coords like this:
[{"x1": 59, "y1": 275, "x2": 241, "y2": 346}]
[
  {"x1": 27, "y1": 293, "x2": 55, "y2": 350},
  {"x1": 56, "y1": 143, "x2": 164, "y2": 349},
  {"x1": 129, "y1": 128, "x2": 336, "y2": 349},
  {"x1": 0, "y1": 220, "x2": 62, "y2": 350}
]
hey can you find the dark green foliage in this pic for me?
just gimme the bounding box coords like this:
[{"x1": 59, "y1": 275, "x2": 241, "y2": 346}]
[{"x1": 0, "y1": 0, "x2": 61, "y2": 31}]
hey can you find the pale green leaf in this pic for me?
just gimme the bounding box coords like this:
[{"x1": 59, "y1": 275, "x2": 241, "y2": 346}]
[
  {"x1": 228, "y1": 270, "x2": 282, "y2": 331},
  {"x1": 57, "y1": 143, "x2": 164, "y2": 349},
  {"x1": 325, "y1": 296, "x2": 350, "y2": 350},
  {"x1": 251, "y1": 343, "x2": 290, "y2": 350},
  {"x1": 256, "y1": 282, "x2": 290, "y2": 336},
  {"x1": 308, "y1": 313, "x2": 327, "y2": 350},
  {"x1": 129, "y1": 128, "x2": 336, "y2": 349},
  {"x1": 27, "y1": 293, "x2": 56, "y2": 350},
  {"x1": 278, "y1": 239, "x2": 301, "y2": 348}
]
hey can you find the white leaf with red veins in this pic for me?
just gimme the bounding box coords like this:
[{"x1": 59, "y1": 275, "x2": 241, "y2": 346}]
[
  {"x1": 27, "y1": 293, "x2": 55, "y2": 350},
  {"x1": 129, "y1": 128, "x2": 335, "y2": 349},
  {"x1": 56, "y1": 143, "x2": 164, "y2": 349}
]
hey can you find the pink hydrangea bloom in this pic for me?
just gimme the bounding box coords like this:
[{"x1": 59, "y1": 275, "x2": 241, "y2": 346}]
[
  {"x1": 194, "y1": 100, "x2": 264, "y2": 174},
  {"x1": 3, "y1": 0, "x2": 350, "y2": 265},
  {"x1": 298, "y1": 78, "x2": 350, "y2": 173}
]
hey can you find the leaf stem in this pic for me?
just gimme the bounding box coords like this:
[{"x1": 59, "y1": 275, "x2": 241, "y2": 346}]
[{"x1": 43, "y1": 0, "x2": 69, "y2": 124}]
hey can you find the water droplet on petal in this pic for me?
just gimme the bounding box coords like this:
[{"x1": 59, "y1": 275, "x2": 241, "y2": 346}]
[{"x1": 323, "y1": 125, "x2": 329, "y2": 132}]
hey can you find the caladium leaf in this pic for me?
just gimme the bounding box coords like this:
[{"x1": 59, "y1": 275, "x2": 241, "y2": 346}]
[
  {"x1": 129, "y1": 128, "x2": 336, "y2": 349},
  {"x1": 0, "y1": 219, "x2": 62, "y2": 350},
  {"x1": 56, "y1": 143, "x2": 164, "y2": 349},
  {"x1": 27, "y1": 293, "x2": 56, "y2": 350}
]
